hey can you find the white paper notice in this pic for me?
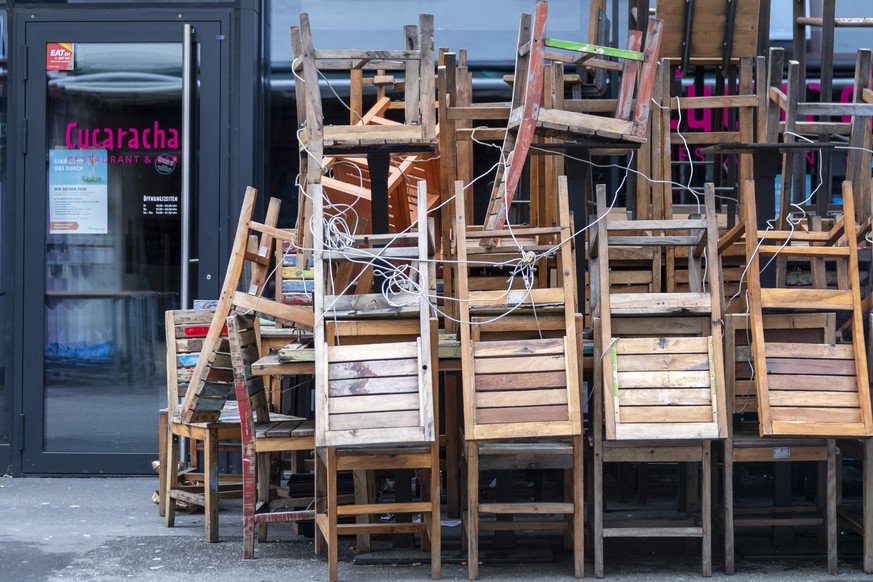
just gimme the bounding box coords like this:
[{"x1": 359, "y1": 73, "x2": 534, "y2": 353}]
[{"x1": 48, "y1": 149, "x2": 108, "y2": 234}]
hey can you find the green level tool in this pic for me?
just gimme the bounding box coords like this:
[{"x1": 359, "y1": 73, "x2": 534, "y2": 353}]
[{"x1": 544, "y1": 38, "x2": 644, "y2": 61}]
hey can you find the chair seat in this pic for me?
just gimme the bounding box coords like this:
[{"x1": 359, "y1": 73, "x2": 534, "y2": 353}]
[{"x1": 255, "y1": 417, "x2": 312, "y2": 439}]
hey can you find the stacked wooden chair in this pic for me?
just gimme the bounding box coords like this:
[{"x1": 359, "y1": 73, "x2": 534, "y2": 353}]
[
  {"x1": 454, "y1": 177, "x2": 584, "y2": 579},
  {"x1": 589, "y1": 182, "x2": 727, "y2": 577},
  {"x1": 161, "y1": 309, "x2": 242, "y2": 542},
  {"x1": 290, "y1": 11, "x2": 437, "y2": 255},
  {"x1": 311, "y1": 181, "x2": 441, "y2": 582},
  {"x1": 482, "y1": 0, "x2": 663, "y2": 232},
  {"x1": 179, "y1": 187, "x2": 313, "y2": 424},
  {"x1": 227, "y1": 311, "x2": 315, "y2": 558}
]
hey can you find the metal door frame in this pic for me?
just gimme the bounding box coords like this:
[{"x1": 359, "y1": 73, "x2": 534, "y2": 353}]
[{"x1": 10, "y1": 9, "x2": 230, "y2": 474}]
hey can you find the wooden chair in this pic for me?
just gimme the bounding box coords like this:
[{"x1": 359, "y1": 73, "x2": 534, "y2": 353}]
[
  {"x1": 722, "y1": 312, "x2": 838, "y2": 574},
  {"x1": 162, "y1": 309, "x2": 242, "y2": 542},
  {"x1": 226, "y1": 311, "x2": 316, "y2": 558},
  {"x1": 482, "y1": 0, "x2": 663, "y2": 231},
  {"x1": 290, "y1": 12, "x2": 436, "y2": 255},
  {"x1": 741, "y1": 179, "x2": 873, "y2": 438},
  {"x1": 454, "y1": 177, "x2": 584, "y2": 579},
  {"x1": 311, "y1": 180, "x2": 441, "y2": 581},
  {"x1": 588, "y1": 182, "x2": 727, "y2": 577},
  {"x1": 180, "y1": 187, "x2": 313, "y2": 423}
]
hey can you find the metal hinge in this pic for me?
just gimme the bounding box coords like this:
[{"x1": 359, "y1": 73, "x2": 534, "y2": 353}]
[
  {"x1": 21, "y1": 119, "x2": 26, "y2": 155},
  {"x1": 18, "y1": 414, "x2": 24, "y2": 451},
  {"x1": 21, "y1": 46, "x2": 27, "y2": 81}
]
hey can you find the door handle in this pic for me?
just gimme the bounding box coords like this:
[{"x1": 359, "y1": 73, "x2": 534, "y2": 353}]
[{"x1": 180, "y1": 23, "x2": 193, "y2": 309}]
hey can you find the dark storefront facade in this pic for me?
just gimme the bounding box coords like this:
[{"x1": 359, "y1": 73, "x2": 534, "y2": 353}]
[{"x1": 1, "y1": 0, "x2": 264, "y2": 474}]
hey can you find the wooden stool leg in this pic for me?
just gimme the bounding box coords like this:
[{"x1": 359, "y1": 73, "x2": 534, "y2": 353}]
[
  {"x1": 327, "y1": 449, "x2": 339, "y2": 582},
  {"x1": 467, "y1": 441, "x2": 479, "y2": 580},
  {"x1": 864, "y1": 438, "x2": 873, "y2": 574},
  {"x1": 165, "y1": 431, "x2": 179, "y2": 527},
  {"x1": 723, "y1": 439, "x2": 735, "y2": 574},
  {"x1": 158, "y1": 411, "x2": 168, "y2": 518},
  {"x1": 573, "y1": 435, "x2": 585, "y2": 578},
  {"x1": 702, "y1": 442, "x2": 712, "y2": 577},
  {"x1": 827, "y1": 440, "x2": 838, "y2": 575},
  {"x1": 430, "y1": 443, "x2": 442, "y2": 580},
  {"x1": 204, "y1": 431, "x2": 219, "y2": 542}
]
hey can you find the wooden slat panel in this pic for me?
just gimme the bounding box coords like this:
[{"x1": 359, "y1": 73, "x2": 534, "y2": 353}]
[
  {"x1": 476, "y1": 405, "x2": 569, "y2": 424},
  {"x1": 610, "y1": 292, "x2": 711, "y2": 314},
  {"x1": 769, "y1": 407, "x2": 862, "y2": 424},
  {"x1": 329, "y1": 392, "x2": 420, "y2": 414},
  {"x1": 476, "y1": 389, "x2": 568, "y2": 408},
  {"x1": 328, "y1": 409, "x2": 421, "y2": 431},
  {"x1": 329, "y1": 357, "x2": 418, "y2": 380},
  {"x1": 468, "y1": 287, "x2": 565, "y2": 309},
  {"x1": 328, "y1": 341, "x2": 417, "y2": 363},
  {"x1": 616, "y1": 336, "x2": 709, "y2": 354},
  {"x1": 764, "y1": 342, "x2": 854, "y2": 359},
  {"x1": 475, "y1": 371, "x2": 566, "y2": 391},
  {"x1": 769, "y1": 391, "x2": 860, "y2": 408},
  {"x1": 619, "y1": 388, "x2": 713, "y2": 406},
  {"x1": 620, "y1": 406, "x2": 713, "y2": 423},
  {"x1": 768, "y1": 375, "x2": 858, "y2": 391},
  {"x1": 617, "y1": 370, "x2": 711, "y2": 389},
  {"x1": 766, "y1": 358, "x2": 856, "y2": 375},
  {"x1": 329, "y1": 374, "x2": 419, "y2": 397},
  {"x1": 616, "y1": 353, "x2": 709, "y2": 372},
  {"x1": 473, "y1": 337, "x2": 563, "y2": 357},
  {"x1": 474, "y1": 354, "x2": 565, "y2": 374},
  {"x1": 759, "y1": 288, "x2": 854, "y2": 310}
]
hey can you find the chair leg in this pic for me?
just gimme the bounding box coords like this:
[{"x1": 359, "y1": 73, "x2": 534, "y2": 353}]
[
  {"x1": 723, "y1": 439, "x2": 735, "y2": 575},
  {"x1": 467, "y1": 441, "x2": 479, "y2": 581},
  {"x1": 864, "y1": 438, "x2": 873, "y2": 574},
  {"x1": 702, "y1": 441, "x2": 712, "y2": 577},
  {"x1": 353, "y1": 469, "x2": 371, "y2": 553},
  {"x1": 242, "y1": 447, "x2": 257, "y2": 559},
  {"x1": 204, "y1": 431, "x2": 219, "y2": 543},
  {"x1": 257, "y1": 453, "x2": 271, "y2": 543},
  {"x1": 315, "y1": 448, "x2": 326, "y2": 558},
  {"x1": 327, "y1": 448, "x2": 339, "y2": 582},
  {"x1": 165, "y1": 431, "x2": 179, "y2": 527},
  {"x1": 827, "y1": 440, "x2": 838, "y2": 575},
  {"x1": 158, "y1": 410, "x2": 168, "y2": 518},
  {"x1": 573, "y1": 435, "x2": 585, "y2": 578},
  {"x1": 594, "y1": 437, "x2": 604, "y2": 579},
  {"x1": 430, "y1": 443, "x2": 442, "y2": 579}
]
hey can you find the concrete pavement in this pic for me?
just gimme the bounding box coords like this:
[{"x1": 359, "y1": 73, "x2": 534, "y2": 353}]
[{"x1": 0, "y1": 475, "x2": 870, "y2": 581}]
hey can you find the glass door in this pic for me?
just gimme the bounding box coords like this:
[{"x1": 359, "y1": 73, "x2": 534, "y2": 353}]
[{"x1": 20, "y1": 20, "x2": 223, "y2": 473}]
